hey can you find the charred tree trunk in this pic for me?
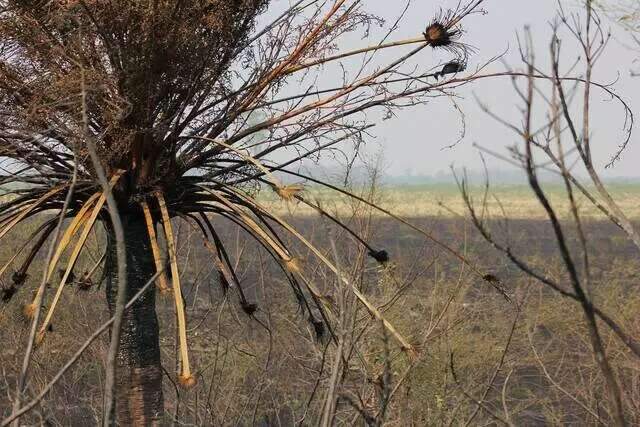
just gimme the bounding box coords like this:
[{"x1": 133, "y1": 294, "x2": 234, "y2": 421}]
[{"x1": 105, "y1": 214, "x2": 164, "y2": 425}]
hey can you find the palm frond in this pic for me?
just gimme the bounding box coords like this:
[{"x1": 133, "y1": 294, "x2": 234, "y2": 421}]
[
  {"x1": 0, "y1": 187, "x2": 64, "y2": 241},
  {"x1": 157, "y1": 192, "x2": 194, "y2": 387},
  {"x1": 141, "y1": 200, "x2": 170, "y2": 293}
]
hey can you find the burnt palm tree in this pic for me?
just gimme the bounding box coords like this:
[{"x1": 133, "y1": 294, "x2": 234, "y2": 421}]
[{"x1": 0, "y1": 0, "x2": 485, "y2": 424}]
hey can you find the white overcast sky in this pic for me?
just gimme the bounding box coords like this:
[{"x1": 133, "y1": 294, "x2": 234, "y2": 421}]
[{"x1": 266, "y1": 1, "x2": 640, "y2": 179}]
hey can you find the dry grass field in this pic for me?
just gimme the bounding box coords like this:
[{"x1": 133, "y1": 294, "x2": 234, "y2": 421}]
[
  {"x1": 259, "y1": 183, "x2": 640, "y2": 220},
  {"x1": 1, "y1": 183, "x2": 639, "y2": 425}
]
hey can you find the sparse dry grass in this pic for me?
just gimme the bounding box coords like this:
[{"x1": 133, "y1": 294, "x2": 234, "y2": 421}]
[{"x1": 1, "y1": 186, "x2": 639, "y2": 425}]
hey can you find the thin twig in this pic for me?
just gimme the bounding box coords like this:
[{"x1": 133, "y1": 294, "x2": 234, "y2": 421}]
[{"x1": 80, "y1": 69, "x2": 128, "y2": 426}]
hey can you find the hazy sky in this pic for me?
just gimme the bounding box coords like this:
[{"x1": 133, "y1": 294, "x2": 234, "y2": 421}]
[
  {"x1": 267, "y1": 1, "x2": 640, "y2": 179},
  {"x1": 372, "y1": 1, "x2": 640, "y2": 178}
]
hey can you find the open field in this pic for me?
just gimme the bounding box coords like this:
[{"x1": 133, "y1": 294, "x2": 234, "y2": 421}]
[
  {"x1": 1, "y1": 185, "x2": 639, "y2": 425},
  {"x1": 259, "y1": 183, "x2": 640, "y2": 220}
]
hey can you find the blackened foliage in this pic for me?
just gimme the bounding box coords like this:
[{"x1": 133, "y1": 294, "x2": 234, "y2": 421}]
[
  {"x1": 423, "y1": 22, "x2": 459, "y2": 47},
  {"x1": 241, "y1": 301, "x2": 258, "y2": 316},
  {"x1": 58, "y1": 269, "x2": 75, "y2": 285},
  {"x1": 77, "y1": 273, "x2": 93, "y2": 291},
  {"x1": 1, "y1": 285, "x2": 16, "y2": 302},
  {"x1": 368, "y1": 249, "x2": 389, "y2": 264},
  {"x1": 311, "y1": 318, "x2": 325, "y2": 341},
  {"x1": 3, "y1": 271, "x2": 28, "y2": 302},
  {"x1": 422, "y1": 8, "x2": 472, "y2": 60},
  {"x1": 12, "y1": 271, "x2": 27, "y2": 286},
  {"x1": 482, "y1": 273, "x2": 500, "y2": 284}
]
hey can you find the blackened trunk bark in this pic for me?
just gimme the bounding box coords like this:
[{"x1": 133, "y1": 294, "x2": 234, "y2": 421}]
[{"x1": 105, "y1": 214, "x2": 164, "y2": 425}]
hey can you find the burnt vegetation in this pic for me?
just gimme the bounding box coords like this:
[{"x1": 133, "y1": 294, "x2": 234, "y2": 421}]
[
  {"x1": 1, "y1": 0, "x2": 639, "y2": 425},
  {"x1": 0, "y1": 0, "x2": 491, "y2": 424}
]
